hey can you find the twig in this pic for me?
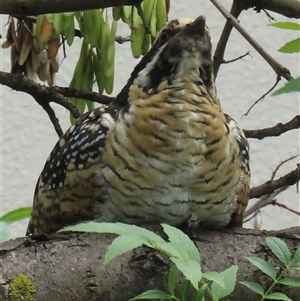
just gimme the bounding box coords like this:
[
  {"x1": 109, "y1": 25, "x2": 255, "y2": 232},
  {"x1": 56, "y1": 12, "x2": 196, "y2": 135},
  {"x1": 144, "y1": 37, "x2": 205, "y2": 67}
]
[
  {"x1": 115, "y1": 35, "x2": 131, "y2": 44},
  {"x1": 243, "y1": 210, "x2": 259, "y2": 223},
  {"x1": 135, "y1": 3, "x2": 151, "y2": 34},
  {"x1": 271, "y1": 155, "x2": 299, "y2": 181},
  {"x1": 39, "y1": 102, "x2": 64, "y2": 137},
  {"x1": 250, "y1": 167, "x2": 300, "y2": 199},
  {"x1": 244, "y1": 115, "x2": 300, "y2": 139},
  {"x1": 243, "y1": 76, "x2": 281, "y2": 116},
  {"x1": 222, "y1": 51, "x2": 251, "y2": 64},
  {"x1": 210, "y1": 0, "x2": 293, "y2": 81},
  {"x1": 262, "y1": 9, "x2": 276, "y2": 22},
  {"x1": 272, "y1": 201, "x2": 300, "y2": 216},
  {"x1": 246, "y1": 187, "x2": 288, "y2": 217}
]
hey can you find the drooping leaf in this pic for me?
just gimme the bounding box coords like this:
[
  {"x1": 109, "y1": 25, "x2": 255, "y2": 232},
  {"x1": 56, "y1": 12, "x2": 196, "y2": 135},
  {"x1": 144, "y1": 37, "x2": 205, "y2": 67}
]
[
  {"x1": 240, "y1": 281, "x2": 264, "y2": 296},
  {"x1": 266, "y1": 237, "x2": 291, "y2": 266},
  {"x1": 102, "y1": 235, "x2": 147, "y2": 267},
  {"x1": 269, "y1": 22, "x2": 300, "y2": 31},
  {"x1": 246, "y1": 257, "x2": 277, "y2": 279},
  {"x1": 129, "y1": 290, "x2": 173, "y2": 300},
  {"x1": 279, "y1": 38, "x2": 300, "y2": 53},
  {"x1": 210, "y1": 265, "x2": 238, "y2": 299},
  {"x1": 162, "y1": 223, "x2": 200, "y2": 263},
  {"x1": 265, "y1": 292, "x2": 293, "y2": 300},
  {"x1": 272, "y1": 77, "x2": 300, "y2": 96},
  {"x1": 0, "y1": 207, "x2": 32, "y2": 224}
]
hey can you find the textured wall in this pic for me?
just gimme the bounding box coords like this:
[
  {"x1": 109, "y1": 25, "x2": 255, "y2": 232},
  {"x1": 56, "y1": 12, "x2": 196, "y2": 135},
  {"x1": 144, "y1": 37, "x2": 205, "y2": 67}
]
[{"x1": 1, "y1": 0, "x2": 299, "y2": 238}]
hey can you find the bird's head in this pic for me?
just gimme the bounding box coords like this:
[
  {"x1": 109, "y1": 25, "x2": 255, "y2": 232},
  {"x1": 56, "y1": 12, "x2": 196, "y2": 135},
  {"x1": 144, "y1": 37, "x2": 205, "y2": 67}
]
[
  {"x1": 115, "y1": 17, "x2": 196, "y2": 107},
  {"x1": 132, "y1": 16, "x2": 215, "y2": 96}
]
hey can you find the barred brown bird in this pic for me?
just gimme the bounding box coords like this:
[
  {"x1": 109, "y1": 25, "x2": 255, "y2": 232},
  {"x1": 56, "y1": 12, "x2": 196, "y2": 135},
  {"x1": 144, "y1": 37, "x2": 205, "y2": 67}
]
[{"x1": 27, "y1": 16, "x2": 250, "y2": 235}]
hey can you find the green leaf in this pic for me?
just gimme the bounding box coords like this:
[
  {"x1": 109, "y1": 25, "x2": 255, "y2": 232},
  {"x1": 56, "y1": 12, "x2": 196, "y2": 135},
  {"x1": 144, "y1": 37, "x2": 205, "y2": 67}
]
[
  {"x1": 162, "y1": 224, "x2": 200, "y2": 263},
  {"x1": 61, "y1": 222, "x2": 165, "y2": 244},
  {"x1": 272, "y1": 77, "x2": 300, "y2": 96},
  {"x1": 279, "y1": 38, "x2": 300, "y2": 53},
  {"x1": 0, "y1": 207, "x2": 32, "y2": 224},
  {"x1": 155, "y1": 241, "x2": 188, "y2": 260},
  {"x1": 278, "y1": 277, "x2": 300, "y2": 287},
  {"x1": 269, "y1": 22, "x2": 300, "y2": 31},
  {"x1": 290, "y1": 247, "x2": 300, "y2": 270},
  {"x1": 266, "y1": 237, "x2": 291, "y2": 266},
  {"x1": 202, "y1": 271, "x2": 225, "y2": 288},
  {"x1": 210, "y1": 265, "x2": 238, "y2": 299},
  {"x1": 179, "y1": 279, "x2": 191, "y2": 301},
  {"x1": 102, "y1": 235, "x2": 146, "y2": 267},
  {"x1": 129, "y1": 290, "x2": 173, "y2": 300},
  {"x1": 246, "y1": 257, "x2": 277, "y2": 279},
  {"x1": 191, "y1": 283, "x2": 207, "y2": 301},
  {"x1": 171, "y1": 258, "x2": 202, "y2": 290},
  {"x1": 0, "y1": 221, "x2": 10, "y2": 243},
  {"x1": 265, "y1": 292, "x2": 293, "y2": 300},
  {"x1": 167, "y1": 266, "x2": 176, "y2": 295},
  {"x1": 240, "y1": 281, "x2": 264, "y2": 296}
]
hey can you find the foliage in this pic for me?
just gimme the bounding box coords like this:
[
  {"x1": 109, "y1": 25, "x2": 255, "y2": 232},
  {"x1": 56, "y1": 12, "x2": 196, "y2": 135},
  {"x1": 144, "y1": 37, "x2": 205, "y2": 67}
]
[
  {"x1": 270, "y1": 21, "x2": 300, "y2": 96},
  {"x1": 61, "y1": 222, "x2": 300, "y2": 300},
  {"x1": 0, "y1": 207, "x2": 32, "y2": 242},
  {"x1": 241, "y1": 237, "x2": 300, "y2": 301}
]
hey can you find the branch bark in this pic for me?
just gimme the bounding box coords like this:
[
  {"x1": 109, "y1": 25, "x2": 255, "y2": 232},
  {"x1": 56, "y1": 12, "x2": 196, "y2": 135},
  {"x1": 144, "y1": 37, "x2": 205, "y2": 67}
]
[
  {"x1": 1, "y1": 228, "x2": 300, "y2": 301},
  {"x1": 0, "y1": 71, "x2": 81, "y2": 119},
  {"x1": 1, "y1": 0, "x2": 299, "y2": 18},
  {"x1": 0, "y1": 0, "x2": 142, "y2": 16},
  {"x1": 244, "y1": 116, "x2": 300, "y2": 139},
  {"x1": 240, "y1": 0, "x2": 300, "y2": 19},
  {"x1": 250, "y1": 167, "x2": 300, "y2": 199}
]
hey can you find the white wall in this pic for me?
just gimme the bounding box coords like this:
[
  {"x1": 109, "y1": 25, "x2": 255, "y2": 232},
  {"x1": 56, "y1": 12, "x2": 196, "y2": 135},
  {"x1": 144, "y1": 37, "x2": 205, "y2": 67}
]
[{"x1": 1, "y1": 0, "x2": 299, "y2": 238}]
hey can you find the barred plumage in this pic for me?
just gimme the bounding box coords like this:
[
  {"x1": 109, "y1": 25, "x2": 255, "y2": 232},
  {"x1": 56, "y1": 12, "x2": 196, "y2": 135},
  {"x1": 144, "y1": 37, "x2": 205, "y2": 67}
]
[{"x1": 27, "y1": 16, "x2": 250, "y2": 235}]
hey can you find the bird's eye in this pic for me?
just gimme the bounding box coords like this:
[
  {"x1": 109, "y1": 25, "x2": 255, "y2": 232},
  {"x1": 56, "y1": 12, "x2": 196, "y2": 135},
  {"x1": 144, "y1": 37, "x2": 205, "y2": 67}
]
[{"x1": 159, "y1": 30, "x2": 169, "y2": 42}]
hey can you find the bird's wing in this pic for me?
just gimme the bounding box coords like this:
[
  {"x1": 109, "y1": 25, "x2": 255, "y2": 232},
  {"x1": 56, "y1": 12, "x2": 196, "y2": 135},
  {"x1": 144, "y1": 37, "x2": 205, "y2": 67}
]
[
  {"x1": 26, "y1": 106, "x2": 115, "y2": 235},
  {"x1": 225, "y1": 114, "x2": 251, "y2": 227}
]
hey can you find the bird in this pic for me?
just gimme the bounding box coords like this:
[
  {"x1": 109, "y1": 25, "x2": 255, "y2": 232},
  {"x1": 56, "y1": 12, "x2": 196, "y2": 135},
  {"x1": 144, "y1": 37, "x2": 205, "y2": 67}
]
[{"x1": 26, "y1": 16, "x2": 250, "y2": 235}]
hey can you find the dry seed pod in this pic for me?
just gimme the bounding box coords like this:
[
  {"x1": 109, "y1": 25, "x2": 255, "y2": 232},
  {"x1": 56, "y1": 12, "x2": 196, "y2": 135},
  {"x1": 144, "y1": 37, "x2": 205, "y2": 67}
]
[
  {"x1": 39, "y1": 16, "x2": 54, "y2": 44},
  {"x1": 47, "y1": 37, "x2": 60, "y2": 59}
]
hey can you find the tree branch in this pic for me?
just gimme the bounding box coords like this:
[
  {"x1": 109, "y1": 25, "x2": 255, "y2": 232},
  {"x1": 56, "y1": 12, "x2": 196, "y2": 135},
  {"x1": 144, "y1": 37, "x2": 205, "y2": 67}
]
[
  {"x1": 1, "y1": 229, "x2": 300, "y2": 301},
  {"x1": 243, "y1": 76, "x2": 281, "y2": 116},
  {"x1": 0, "y1": 0, "x2": 143, "y2": 16},
  {"x1": 40, "y1": 103, "x2": 64, "y2": 137},
  {"x1": 213, "y1": 1, "x2": 243, "y2": 78},
  {"x1": 210, "y1": 0, "x2": 293, "y2": 81},
  {"x1": 1, "y1": 0, "x2": 299, "y2": 19},
  {"x1": 244, "y1": 115, "x2": 300, "y2": 139},
  {"x1": 51, "y1": 86, "x2": 113, "y2": 104},
  {"x1": 0, "y1": 71, "x2": 81, "y2": 119},
  {"x1": 239, "y1": 0, "x2": 300, "y2": 19},
  {"x1": 250, "y1": 167, "x2": 300, "y2": 199}
]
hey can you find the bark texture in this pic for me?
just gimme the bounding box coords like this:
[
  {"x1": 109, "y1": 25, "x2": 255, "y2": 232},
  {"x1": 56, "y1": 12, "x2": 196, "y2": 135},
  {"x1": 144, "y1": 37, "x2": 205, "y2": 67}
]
[{"x1": 1, "y1": 227, "x2": 300, "y2": 301}]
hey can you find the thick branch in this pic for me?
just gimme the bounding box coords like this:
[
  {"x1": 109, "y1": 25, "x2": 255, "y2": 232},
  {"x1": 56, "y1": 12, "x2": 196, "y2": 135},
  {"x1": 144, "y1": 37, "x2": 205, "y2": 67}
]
[
  {"x1": 244, "y1": 115, "x2": 300, "y2": 139},
  {"x1": 0, "y1": 71, "x2": 81, "y2": 119},
  {"x1": 250, "y1": 167, "x2": 300, "y2": 199},
  {"x1": 1, "y1": 0, "x2": 299, "y2": 19},
  {"x1": 1, "y1": 228, "x2": 299, "y2": 301},
  {"x1": 239, "y1": 0, "x2": 300, "y2": 19},
  {"x1": 1, "y1": 0, "x2": 142, "y2": 16}
]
